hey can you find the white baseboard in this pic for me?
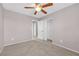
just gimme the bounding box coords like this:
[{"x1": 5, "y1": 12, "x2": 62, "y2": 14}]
[
  {"x1": 4, "y1": 37, "x2": 38, "y2": 47},
  {"x1": 4, "y1": 39, "x2": 34, "y2": 47},
  {"x1": 52, "y1": 43, "x2": 79, "y2": 54}
]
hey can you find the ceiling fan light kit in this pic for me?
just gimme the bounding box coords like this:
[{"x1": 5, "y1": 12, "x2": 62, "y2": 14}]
[
  {"x1": 35, "y1": 6, "x2": 42, "y2": 12},
  {"x1": 24, "y1": 3, "x2": 53, "y2": 15}
]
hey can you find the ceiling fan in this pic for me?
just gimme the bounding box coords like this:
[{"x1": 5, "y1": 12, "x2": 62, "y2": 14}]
[{"x1": 24, "y1": 3, "x2": 53, "y2": 15}]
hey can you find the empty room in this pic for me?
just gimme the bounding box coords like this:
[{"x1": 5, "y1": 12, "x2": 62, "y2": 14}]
[{"x1": 0, "y1": 3, "x2": 79, "y2": 56}]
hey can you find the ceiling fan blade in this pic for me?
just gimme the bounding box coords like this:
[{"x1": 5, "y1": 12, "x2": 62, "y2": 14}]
[
  {"x1": 34, "y1": 11, "x2": 38, "y2": 15},
  {"x1": 35, "y1": 3, "x2": 39, "y2": 6},
  {"x1": 41, "y1": 9, "x2": 47, "y2": 14},
  {"x1": 42, "y1": 3, "x2": 53, "y2": 8},
  {"x1": 24, "y1": 7, "x2": 34, "y2": 9}
]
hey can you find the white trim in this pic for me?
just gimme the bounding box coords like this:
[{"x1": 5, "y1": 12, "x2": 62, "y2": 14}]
[
  {"x1": 52, "y1": 43, "x2": 79, "y2": 54},
  {"x1": 4, "y1": 39, "x2": 33, "y2": 47}
]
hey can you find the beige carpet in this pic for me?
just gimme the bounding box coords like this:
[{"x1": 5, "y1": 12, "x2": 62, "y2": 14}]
[{"x1": 0, "y1": 40, "x2": 79, "y2": 56}]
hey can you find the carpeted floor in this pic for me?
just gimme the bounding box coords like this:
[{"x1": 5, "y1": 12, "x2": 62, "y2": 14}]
[{"x1": 0, "y1": 40, "x2": 79, "y2": 56}]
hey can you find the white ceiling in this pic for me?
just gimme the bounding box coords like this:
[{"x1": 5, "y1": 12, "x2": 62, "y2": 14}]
[{"x1": 2, "y1": 3, "x2": 74, "y2": 18}]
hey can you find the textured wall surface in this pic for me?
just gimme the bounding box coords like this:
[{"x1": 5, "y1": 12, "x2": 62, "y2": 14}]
[
  {"x1": 0, "y1": 4, "x2": 4, "y2": 53},
  {"x1": 4, "y1": 10, "x2": 36, "y2": 46},
  {"x1": 42, "y1": 4, "x2": 79, "y2": 52}
]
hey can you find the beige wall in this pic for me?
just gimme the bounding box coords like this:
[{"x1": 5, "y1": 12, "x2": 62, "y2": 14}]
[
  {"x1": 0, "y1": 4, "x2": 4, "y2": 53},
  {"x1": 42, "y1": 4, "x2": 79, "y2": 52},
  {"x1": 4, "y1": 10, "x2": 36, "y2": 46},
  {"x1": 2, "y1": 3, "x2": 79, "y2": 53}
]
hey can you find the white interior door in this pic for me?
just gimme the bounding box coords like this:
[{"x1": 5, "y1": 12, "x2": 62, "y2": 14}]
[
  {"x1": 38, "y1": 21, "x2": 44, "y2": 39},
  {"x1": 38, "y1": 20, "x2": 47, "y2": 40},
  {"x1": 47, "y1": 19, "x2": 54, "y2": 40},
  {"x1": 32, "y1": 21, "x2": 38, "y2": 39}
]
